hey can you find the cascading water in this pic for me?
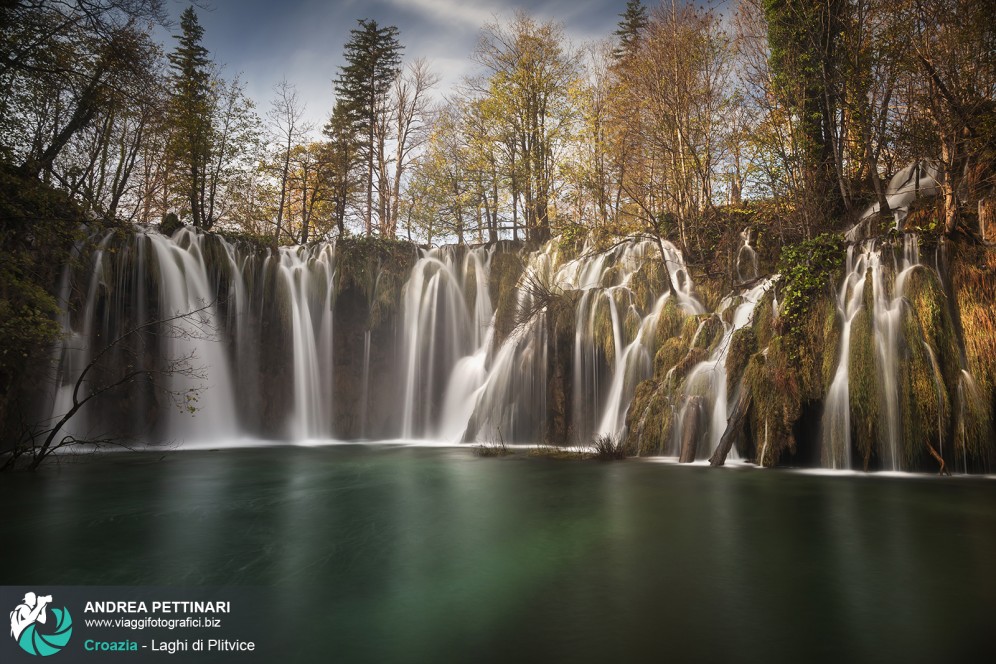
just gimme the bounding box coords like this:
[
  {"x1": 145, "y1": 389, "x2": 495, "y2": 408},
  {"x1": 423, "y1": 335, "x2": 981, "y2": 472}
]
[
  {"x1": 846, "y1": 161, "x2": 941, "y2": 241},
  {"x1": 673, "y1": 278, "x2": 774, "y2": 460},
  {"x1": 46, "y1": 222, "x2": 984, "y2": 471},
  {"x1": 401, "y1": 238, "x2": 703, "y2": 445},
  {"x1": 267, "y1": 243, "x2": 337, "y2": 440},
  {"x1": 821, "y1": 234, "x2": 923, "y2": 470},
  {"x1": 563, "y1": 240, "x2": 702, "y2": 441},
  {"x1": 144, "y1": 230, "x2": 240, "y2": 441},
  {"x1": 821, "y1": 245, "x2": 869, "y2": 469},
  {"x1": 47, "y1": 232, "x2": 115, "y2": 442},
  {"x1": 736, "y1": 228, "x2": 759, "y2": 283},
  {"x1": 399, "y1": 245, "x2": 493, "y2": 439},
  {"x1": 47, "y1": 228, "x2": 351, "y2": 444},
  {"x1": 50, "y1": 230, "x2": 713, "y2": 451},
  {"x1": 873, "y1": 235, "x2": 922, "y2": 469}
]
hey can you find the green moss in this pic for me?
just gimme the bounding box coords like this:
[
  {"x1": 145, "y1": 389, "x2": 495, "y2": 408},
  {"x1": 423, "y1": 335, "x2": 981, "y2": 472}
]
[
  {"x1": 0, "y1": 166, "x2": 91, "y2": 447},
  {"x1": 624, "y1": 379, "x2": 675, "y2": 456},
  {"x1": 693, "y1": 315, "x2": 725, "y2": 352},
  {"x1": 490, "y1": 249, "x2": 526, "y2": 344},
  {"x1": 654, "y1": 337, "x2": 689, "y2": 376},
  {"x1": 628, "y1": 256, "x2": 670, "y2": 312},
  {"x1": 589, "y1": 296, "x2": 617, "y2": 365},
  {"x1": 726, "y1": 327, "x2": 758, "y2": 392},
  {"x1": 847, "y1": 308, "x2": 879, "y2": 469},
  {"x1": 655, "y1": 297, "x2": 687, "y2": 344},
  {"x1": 776, "y1": 233, "x2": 845, "y2": 356},
  {"x1": 946, "y1": 242, "x2": 996, "y2": 465},
  {"x1": 742, "y1": 337, "x2": 802, "y2": 466},
  {"x1": 753, "y1": 289, "x2": 777, "y2": 348},
  {"x1": 799, "y1": 292, "x2": 834, "y2": 401}
]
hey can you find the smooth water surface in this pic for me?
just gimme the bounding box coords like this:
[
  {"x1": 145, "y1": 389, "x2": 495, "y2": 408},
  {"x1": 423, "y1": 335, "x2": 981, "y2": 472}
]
[{"x1": 2, "y1": 446, "x2": 994, "y2": 662}]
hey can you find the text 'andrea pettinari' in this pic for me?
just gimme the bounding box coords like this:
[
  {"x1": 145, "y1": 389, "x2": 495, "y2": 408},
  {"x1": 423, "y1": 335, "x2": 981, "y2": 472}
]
[{"x1": 84, "y1": 601, "x2": 231, "y2": 614}]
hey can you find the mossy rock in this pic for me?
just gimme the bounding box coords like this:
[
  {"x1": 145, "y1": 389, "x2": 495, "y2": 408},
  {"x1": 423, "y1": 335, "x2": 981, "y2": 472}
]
[
  {"x1": 655, "y1": 297, "x2": 687, "y2": 344},
  {"x1": 654, "y1": 337, "x2": 690, "y2": 376},
  {"x1": 159, "y1": 213, "x2": 183, "y2": 237},
  {"x1": 693, "y1": 314, "x2": 725, "y2": 352},
  {"x1": 624, "y1": 379, "x2": 674, "y2": 456},
  {"x1": 726, "y1": 327, "x2": 758, "y2": 392},
  {"x1": 950, "y1": 240, "x2": 996, "y2": 464},
  {"x1": 847, "y1": 308, "x2": 879, "y2": 468},
  {"x1": 743, "y1": 338, "x2": 802, "y2": 466}
]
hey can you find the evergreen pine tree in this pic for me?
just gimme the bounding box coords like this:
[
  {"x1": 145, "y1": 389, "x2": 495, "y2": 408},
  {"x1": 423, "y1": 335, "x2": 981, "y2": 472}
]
[
  {"x1": 323, "y1": 99, "x2": 361, "y2": 237},
  {"x1": 334, "y1": 19, "x2": 402, "y2": 235},
  {"x1": 168, "y1": 6, "x2": 213, "y2": 228},
  {"x1": 613, "y1": 0, "x2": 647, "y2": 61}
]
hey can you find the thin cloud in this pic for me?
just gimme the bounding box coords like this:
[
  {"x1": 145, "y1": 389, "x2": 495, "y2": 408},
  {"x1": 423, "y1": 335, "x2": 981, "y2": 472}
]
[{"x1": 378, "y1": 0, "x2": 498, "y2": 29}]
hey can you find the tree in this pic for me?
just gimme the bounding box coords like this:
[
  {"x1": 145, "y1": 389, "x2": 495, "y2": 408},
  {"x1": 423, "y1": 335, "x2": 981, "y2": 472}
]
[
  {"x1": 763, "y1": 0, "x2": 849, "y2": 220},
  {"x1": 335, "y1": 19, "x2": 403, "y2": 236},
  {"x1": 612, "y1": 2, "x2": 733, "y2": 256},
  {"x1": 7, "y1": 303, "x2": 216, "y2": 471},
  {"x1": 48, "y1": 29, "x2": 166, "y2": 220},
  {"x1": 898, "y1": 0, "x2": 996, "y2": 234},
  {"x1": 384, "y1": 58, "x2": 438, "y2": 237},
  {"x1": 613, "y1": 0, "x2": 648, "y2": 61},
  {"x1": 166, "y1": 6, "x2": 212, "y2": 228},
  {"x1": 267, "y1": 78, "x2": 311, "y2": 247},
  {"x1": 323, "y1": 99, "x2": 361, "y2": 236},
  {"x1": 473, "y1": 12, "x2": 582, "y2": 243},
  {"x1": 0, "y1": 0, "x2": 167, "y2": 178}
]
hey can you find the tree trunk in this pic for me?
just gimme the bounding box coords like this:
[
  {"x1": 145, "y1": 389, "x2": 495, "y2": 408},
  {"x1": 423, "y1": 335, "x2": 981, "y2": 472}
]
[
  {"x1": 709, "y1": 390, "x2": 751, "y2": 466},
  {"x1": 679, "y1": 396, "x2": 704, "y2": 463}
]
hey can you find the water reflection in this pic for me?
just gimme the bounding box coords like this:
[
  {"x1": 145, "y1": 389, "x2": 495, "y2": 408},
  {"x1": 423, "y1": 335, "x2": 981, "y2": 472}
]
[{"x1": 1, "y1": 447, "x2": 994, "y2": 662}]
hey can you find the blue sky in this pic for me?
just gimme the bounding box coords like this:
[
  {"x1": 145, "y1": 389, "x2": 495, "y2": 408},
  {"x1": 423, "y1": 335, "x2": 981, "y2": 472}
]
[{"x1": 158, "y1": 0, "x2": 640, "y2": 131}]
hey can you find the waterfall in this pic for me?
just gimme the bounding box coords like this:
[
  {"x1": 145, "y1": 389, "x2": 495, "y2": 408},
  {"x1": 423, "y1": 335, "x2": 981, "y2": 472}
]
[
  {"x1": 673, "y1": 278, "x2": 774, "y2": 460},
  {"x1": 146, "y1": 229, "x2": 239, "y2": 441},
  {"x1": 47, "y1": 224, "x2": 982, "y2": 470},
  {"x1": 399, "y1": 238, "x2": 703, "y2": 445},
  {"x1": 736, "y1": 228, "x2": 759, "y2": 283},
  {"x1": 268, "y1": 243, "x2": 337, "y2": 439},
  {"x1": 846, "y1": 161, "x2": 941, "y2": 241},
  {"x1": 821, "y1": 245, "x2": 868, "y2": 469},
  {"x1": 49, "y1": 230, "x2": 707, "y2": 449},
  {"x1": 400, "y1": 246, "x2": 493, "y2": 439},
  {"x1": 47, "y1": 228, "x2": 350, "y2": 445},
  {"x1": 47, "y1": 232, "x2": 115, "y2": 441},
  {"x1": 821, "y1": 235, "x2": 923, "y2": 470}
]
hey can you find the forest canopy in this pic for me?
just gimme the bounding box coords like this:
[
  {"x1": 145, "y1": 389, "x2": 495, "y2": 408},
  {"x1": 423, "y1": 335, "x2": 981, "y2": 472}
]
[{"x1": 0, "y1": 0, "x2": 993, "y2": 248}]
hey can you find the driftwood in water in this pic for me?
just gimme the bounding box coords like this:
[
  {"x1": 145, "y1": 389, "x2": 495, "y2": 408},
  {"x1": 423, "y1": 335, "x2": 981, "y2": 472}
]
[
  {"x1": 709, "y1": 390, "x2": 752, "y2": 467},
  {"x1": 926, "y1": 439, "x2": 949, "y2": 476},
  {"x1": 679, "y1": 396, "x2": 705, "y2": 463}
]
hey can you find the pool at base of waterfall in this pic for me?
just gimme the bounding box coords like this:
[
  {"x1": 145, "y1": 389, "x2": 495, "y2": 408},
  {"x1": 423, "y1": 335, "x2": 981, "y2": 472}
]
[{"x1": 2, "y1": 445, "x2": 993, "y2": 662}]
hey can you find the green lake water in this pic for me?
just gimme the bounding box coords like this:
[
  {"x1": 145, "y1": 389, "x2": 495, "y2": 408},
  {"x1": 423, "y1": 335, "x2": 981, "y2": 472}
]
[{"x1": 1, "y1": 445, "x2": 994, "y2": 662}]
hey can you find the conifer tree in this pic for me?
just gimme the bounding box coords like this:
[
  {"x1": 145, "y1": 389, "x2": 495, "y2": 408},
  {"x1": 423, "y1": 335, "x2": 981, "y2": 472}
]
[
  {"x1": 613, "y1": 0, "x2": 647, "y2": 61},
  {"x1": 167, "y1": 6, "x2": 213, "y2": 228},
  {"x1": 334, "y1": 19, "x2": 402, "y2": 235}
]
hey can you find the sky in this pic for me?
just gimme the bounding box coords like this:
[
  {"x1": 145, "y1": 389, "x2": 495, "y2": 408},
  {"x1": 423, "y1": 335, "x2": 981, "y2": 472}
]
[{"x1": 156, "y1": 0, "x2": 640, "y2": 132}]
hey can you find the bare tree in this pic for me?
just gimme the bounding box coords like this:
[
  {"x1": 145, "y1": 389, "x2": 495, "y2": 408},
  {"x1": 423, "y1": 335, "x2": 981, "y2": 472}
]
[
  {"x1": 386, "y1": 58, "x2": 438, "y2": 237},
  {"x1": 267, "y1": 78, "x2": 311, "y2": 247},
  {"x1": 4, "y1": 303, "x2": 219, "y2": 472}
]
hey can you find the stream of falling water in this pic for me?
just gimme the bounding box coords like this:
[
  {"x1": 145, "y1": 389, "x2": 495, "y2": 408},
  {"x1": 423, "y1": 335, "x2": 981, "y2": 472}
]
[
  {"x1": 821, "y1": 235, "x2": 923, "y2": 471},
  {"x1": 47, "y1": 225, "x2": 984, "y2": 469},
  {"x1": 673, "y1": 278, "x2": 774, "y2": 460}
]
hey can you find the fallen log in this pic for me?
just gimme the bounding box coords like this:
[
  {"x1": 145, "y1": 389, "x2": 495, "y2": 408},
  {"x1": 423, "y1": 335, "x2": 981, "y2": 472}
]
[
  {"x1": 709, "y1": 389, "x2": 752, "y2": 467},
  {"x1": 679, "y1": 396, "x2": 705, "y2": 463}
]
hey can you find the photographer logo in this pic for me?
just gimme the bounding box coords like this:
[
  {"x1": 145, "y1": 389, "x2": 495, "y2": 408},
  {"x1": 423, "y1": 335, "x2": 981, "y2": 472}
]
[{"x1": 9, "y1": 592, "x2": 73, "y2": 656}]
